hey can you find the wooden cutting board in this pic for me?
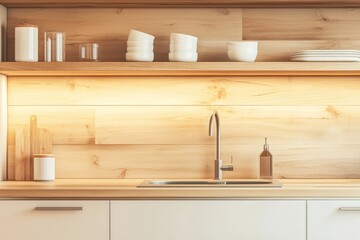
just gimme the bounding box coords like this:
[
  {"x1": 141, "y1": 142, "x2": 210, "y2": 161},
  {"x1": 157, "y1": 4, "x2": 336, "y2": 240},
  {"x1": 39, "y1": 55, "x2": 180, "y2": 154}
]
[{"x1": 14, "y1": 115, "x2": 53, "y2": 181}]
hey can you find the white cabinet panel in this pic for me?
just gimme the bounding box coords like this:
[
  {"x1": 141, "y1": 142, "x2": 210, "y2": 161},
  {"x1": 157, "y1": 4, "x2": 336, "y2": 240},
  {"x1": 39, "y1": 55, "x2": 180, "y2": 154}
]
[
  {"x1": 111, "y1": 200, "x2": 306, "y2": 240},
  {"x1": 0, "y1": 200, "x2": 109, "y2": 240},
  {"x1": 308, "y1": 200, "x2": 360, "y2": 240}
]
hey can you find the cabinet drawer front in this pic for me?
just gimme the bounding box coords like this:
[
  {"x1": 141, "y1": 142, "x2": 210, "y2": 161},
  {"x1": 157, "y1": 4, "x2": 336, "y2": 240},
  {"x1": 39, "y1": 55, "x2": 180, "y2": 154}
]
[
  {"x1": 308, "y1": 200, "x2": 360, "y2": 240},
  {"x1": 111, "y1": 200, "x2": 306, "y2": 240},
  {"x1": 0, "y1": 200, "x2": 109, "y2": 240}
]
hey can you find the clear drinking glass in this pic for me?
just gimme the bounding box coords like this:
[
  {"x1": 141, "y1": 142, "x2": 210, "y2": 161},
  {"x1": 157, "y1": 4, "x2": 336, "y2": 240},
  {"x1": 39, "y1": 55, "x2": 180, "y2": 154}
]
[
  {"x1": 44, "y1": 32, "x2": 66, "y2": 62},
  {"x1": 79, "y1": 43, "x2": 100, "y2": 62}
]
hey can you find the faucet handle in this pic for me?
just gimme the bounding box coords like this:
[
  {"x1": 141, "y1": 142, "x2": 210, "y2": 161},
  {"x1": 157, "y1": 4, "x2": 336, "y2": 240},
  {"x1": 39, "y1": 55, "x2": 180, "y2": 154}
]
[{"x1": 221, "y1": 155, "x2": 234, "y2": 172}]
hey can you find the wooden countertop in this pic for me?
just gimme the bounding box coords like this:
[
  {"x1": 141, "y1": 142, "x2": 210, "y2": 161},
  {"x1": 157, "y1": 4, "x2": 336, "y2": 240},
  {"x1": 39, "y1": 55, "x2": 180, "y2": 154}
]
[{"x1": 1, "y1": 179, "x2": 360, "y2": 199}]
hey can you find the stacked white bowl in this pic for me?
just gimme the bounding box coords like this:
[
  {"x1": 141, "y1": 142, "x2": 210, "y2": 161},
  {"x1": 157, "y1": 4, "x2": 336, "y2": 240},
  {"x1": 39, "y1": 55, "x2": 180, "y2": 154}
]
[
  {"x1": 227, "y1": 41, "x2": 258, "y2": 62},
  {"x1": 126, "y1": 29, "x2": 155, "y2": 62},
  {"x1": 169, "y1": 33, "x2": 198, "y2": 62}
]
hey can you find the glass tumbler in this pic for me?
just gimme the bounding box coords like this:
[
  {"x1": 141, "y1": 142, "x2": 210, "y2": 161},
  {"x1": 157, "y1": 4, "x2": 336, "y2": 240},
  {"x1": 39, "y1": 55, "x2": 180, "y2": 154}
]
[
  {"x1": 44, "y1": 32, "x2": 66, "y2": 62},
  {"x1": 79, "y1": 43, "x2": 100, "y2": 61}
]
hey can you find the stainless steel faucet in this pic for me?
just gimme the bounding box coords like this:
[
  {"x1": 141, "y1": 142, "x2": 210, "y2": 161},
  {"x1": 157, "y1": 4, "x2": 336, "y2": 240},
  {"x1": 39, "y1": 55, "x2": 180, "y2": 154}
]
[{"x1": 209, "y1": 110, "x2": 234, "y2": 180}]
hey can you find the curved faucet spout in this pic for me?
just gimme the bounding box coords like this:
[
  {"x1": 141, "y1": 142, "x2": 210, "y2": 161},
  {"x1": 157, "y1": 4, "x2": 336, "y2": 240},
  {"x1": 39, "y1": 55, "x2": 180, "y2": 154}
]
[{"x1": 209, "y1": 111, "x2": 221, "y2": 161}]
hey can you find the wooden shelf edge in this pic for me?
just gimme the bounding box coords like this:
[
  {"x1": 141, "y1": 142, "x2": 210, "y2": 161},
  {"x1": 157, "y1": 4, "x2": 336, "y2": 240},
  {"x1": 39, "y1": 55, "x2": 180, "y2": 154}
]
[
  {"x1": 0, "y1": 62, "x2": 360, "y2": 77},
  {"x1": 2, "y1": 0, "x2": 360, "y2": 8}
]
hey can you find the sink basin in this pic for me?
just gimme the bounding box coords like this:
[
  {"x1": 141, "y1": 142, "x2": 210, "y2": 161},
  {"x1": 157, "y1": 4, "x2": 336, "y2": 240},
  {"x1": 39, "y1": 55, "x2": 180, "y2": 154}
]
[{"x1": 138, "y1": 180, "x2": 282, "y2": 188}]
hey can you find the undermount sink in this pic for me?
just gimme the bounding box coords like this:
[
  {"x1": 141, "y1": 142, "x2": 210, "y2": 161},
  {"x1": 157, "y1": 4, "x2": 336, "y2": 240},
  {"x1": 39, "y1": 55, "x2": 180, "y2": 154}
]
[{"x1": 138, "y1": 180, "x2": 283, "y2": 188}]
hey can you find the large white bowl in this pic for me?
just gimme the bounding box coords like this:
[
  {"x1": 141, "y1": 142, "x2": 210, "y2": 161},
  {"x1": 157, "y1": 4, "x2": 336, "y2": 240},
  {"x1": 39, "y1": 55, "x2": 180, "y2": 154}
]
[
  {"x1": 127, "y1": 41, "x2": 153, "y2": 47},
  {"x1": 169, "y1": 52, "x2": 198, "y2": 62},
  {"x1": 227, "y1": 50, "x2": 258, "y2": 62},
  {"x1": 170, "y1": 33, "x2": 198, "y2": 44},
  {"x1": 126, "y1": 52, "x2": 154, "y2": 62},
  {"x1": 170, "y1": 43, "x2": 197, "y2": 52},
  {"x1": 128, "y1": 29, "x2": 155, "y2": 42},
  {"x1": 127, "y1": 46, "x2": 154, "y2": 53}
]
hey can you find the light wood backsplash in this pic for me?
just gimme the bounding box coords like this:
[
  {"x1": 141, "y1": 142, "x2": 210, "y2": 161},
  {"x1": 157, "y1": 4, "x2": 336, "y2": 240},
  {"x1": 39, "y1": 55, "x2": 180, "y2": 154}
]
[
  {"x1": 6, "y1": 7, "x2": 360, "y2": 179},
  {"x1": 7, "y1": 76, "x2": 360, "y2": 179}
]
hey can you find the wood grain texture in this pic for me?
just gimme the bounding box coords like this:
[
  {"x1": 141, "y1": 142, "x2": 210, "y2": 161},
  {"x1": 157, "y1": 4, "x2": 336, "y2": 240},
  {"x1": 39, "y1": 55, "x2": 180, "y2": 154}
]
[
  {"x1": 8, "y1": 76, "x2": 360, "y2": 106},
  {"x1": 8, "y1": 106, "x2": 95, "y2": 145},
  {"x1": 14, "y1": 128, "x2": 30, "y2": 181},
  {"x1": 7, "y1": 8, "x2": 242, "y2": 62},
  {"x1": 95, "y1": 106, "x2": 360, "y2": 145},
  {"x1": 243, "y1": 8, "x2": 360, "y2": 40},
  {"x1": 8, "y1": 144, "x2": 358, "y2": 179},
  {"x1": 2, "y1": 0, "x2": 360, "y2": 8}
]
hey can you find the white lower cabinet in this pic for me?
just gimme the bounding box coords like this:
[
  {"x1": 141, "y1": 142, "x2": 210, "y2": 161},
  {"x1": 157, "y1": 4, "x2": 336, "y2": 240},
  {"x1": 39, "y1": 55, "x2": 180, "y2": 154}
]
[
  {"x1": 0, "y1": 200, "x2": 109, "y2": 240},
  {"x1": 308, "y1": 200, "x2": 360, "y2": 240},
  {"x1": 111, "y1": 200, "x2": 306, "y2": 240}
]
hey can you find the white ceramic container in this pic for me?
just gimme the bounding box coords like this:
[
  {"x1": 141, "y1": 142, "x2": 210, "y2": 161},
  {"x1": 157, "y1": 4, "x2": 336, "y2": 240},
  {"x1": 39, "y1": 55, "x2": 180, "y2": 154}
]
[
  {"x1": 33, "y1": 154, "x2": 55, "y2": 181},
  {"x1": 127, "y1": 46, "x2": 154, "y2": 53},
  {"x1": 126, "y1": 52, "x2": 154, "y2": 62},
  {"x1": 170, "y1": 33, "x2": 198, "y2": 44},
  {"x1": 127, "y1": 41, "x2": 154, "y2": 47},
  {"x1": 170, "y1": 43, "x2": 197, "y2": 52},
  {"x1": 227, "y1": 41, "x2": 258, "y2": 62},
  {"x1": 169, "y1": 52, "x2": 198, "y2": 62},
  {"x1": 15, "y1": 24, "x2": 38, "y2": 62},
  {"x1": 128, "y1": 29, "x2": 155, "y2": 42}
]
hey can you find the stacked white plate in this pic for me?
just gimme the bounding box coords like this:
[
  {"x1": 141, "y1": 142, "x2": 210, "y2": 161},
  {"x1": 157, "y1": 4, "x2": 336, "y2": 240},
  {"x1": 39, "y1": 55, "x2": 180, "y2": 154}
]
[{"x1": 291, "y1": 50, "x2": 360, "y2": 62}]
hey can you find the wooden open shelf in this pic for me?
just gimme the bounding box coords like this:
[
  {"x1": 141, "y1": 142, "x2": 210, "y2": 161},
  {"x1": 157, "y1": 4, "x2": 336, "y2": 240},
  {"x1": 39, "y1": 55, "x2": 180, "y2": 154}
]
[
  {"x1": 0, "y1": 62, "x2": 359, "y2": 77},
  {"x1": 1, "y1": 0, "x2": 360, "y2": 7}
]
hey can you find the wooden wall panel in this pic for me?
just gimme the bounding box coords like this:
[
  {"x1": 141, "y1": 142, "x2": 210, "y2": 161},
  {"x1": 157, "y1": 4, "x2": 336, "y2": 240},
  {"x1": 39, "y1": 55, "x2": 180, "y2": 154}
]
[
  {"x1": 243, "y1": 8, "x2": 360, "y2": 40},
  {"x1": 7, "y1": 8, "x2": 242, "y2": 62},
  {"x1": 8, "y1": 106, "x2": 95, "y2": 145},
  {"x1": 8, "y1": 76, "x2": 360, "y2": 106},
  {"x1": 7, "y1": 144, "x2": 360, "y2": 179},
  {"x1": 95, "y1": 106, "x2": 360, "y2": 145}
]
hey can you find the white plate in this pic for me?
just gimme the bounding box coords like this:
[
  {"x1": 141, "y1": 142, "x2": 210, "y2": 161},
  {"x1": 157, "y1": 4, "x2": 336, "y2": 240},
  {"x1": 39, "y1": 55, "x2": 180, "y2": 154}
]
[
  {"x1": 291, "y1": 54, "x2": 360, "y2": 58},
  {"x1": 294, "y1": 50, "x2": 360, "y2": 55},
  {"x1": 291, "y1": 56, "x2": 360, "y2": 62}
]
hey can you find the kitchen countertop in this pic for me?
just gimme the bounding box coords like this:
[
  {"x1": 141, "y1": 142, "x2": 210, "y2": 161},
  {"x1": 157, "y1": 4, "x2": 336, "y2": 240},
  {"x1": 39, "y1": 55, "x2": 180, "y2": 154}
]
[
  {"x1": 1, "y1": 179, "x2": 360, "y2": 199},
  {"x1": 0, "y1": 179, "x2": 360, "y2": 199}
]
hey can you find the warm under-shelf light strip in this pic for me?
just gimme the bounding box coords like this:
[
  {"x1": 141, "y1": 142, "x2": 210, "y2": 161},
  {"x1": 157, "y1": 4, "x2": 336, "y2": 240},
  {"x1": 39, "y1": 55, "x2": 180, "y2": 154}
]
[{"x1": 0, "y1": 74, "x2": 7, "y2": 181}]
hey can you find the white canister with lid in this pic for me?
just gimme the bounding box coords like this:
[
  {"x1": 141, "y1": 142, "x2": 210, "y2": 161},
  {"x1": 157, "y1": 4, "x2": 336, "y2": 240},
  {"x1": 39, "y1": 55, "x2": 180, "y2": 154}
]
[
  {"x1": 15, "y1": 24, "x2": 38, "y2": 62},
  {"x1": 33, "y1": 154, "x2": 55, "y2": 181}
]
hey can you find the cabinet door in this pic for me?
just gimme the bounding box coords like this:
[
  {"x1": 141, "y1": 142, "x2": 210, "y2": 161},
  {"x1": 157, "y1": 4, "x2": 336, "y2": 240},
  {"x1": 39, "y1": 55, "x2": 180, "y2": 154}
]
[
  {"x1": 111, "y1": 200, "x2": 306, "y2": 240},
  {"x1": 308, "y1": 200, "x2": 360, "y2": 240},
  {"x1": 0, "y1": 200, "x2": 109, "y2": 240}
]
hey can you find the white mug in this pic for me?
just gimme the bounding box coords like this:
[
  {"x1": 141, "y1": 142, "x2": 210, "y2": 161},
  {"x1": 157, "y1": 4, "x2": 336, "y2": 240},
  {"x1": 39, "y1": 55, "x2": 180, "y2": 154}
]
[{"x1": 33, "y1": 154, "x2": 55, "y2": 181}]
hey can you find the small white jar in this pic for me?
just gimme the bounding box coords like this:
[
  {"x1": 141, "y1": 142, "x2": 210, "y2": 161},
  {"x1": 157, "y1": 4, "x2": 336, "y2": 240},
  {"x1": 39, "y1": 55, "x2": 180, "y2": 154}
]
[
  {"x1": 33, "y1": 154, "x2": 55, "y2": 181},
  {"x1": 15, "y1": 24, "x2": 38, "y2": 62}
]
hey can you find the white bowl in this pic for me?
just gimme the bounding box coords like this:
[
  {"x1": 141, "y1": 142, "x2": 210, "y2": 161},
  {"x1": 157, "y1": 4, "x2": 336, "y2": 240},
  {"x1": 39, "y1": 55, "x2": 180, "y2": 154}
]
[
  {"x1": 169, "y1": 52, "x2": 198, "y2": 62},
  {"x1": 170, "y1": 33, "x2": 198, "y2": 44},
  {"x1": 170, "y1": 43, "x2": 197, "y2": 52},
  {"x1": 127, "y1": 41, "x2": 153, "y2": 47},
  {"x1": 127, "y1": 46, "x2": 154, "y2": 53},
  {"x1": 126, "y1": 52, "x2": 154, "y2": 62},
  {"x1": 227, "y1": 50, "x2": 258, "y2": 62},
  {"x1": 128, "y1": 29, "x2": 155, "y2": 42}
]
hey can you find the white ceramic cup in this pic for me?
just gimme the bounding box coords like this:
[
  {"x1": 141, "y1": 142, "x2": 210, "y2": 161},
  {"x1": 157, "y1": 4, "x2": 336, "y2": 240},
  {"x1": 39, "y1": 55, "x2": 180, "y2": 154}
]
[
  {"x1": 126, "y1": 52, "x2": 154, "y2": 62},
  {"x1": 227, "y1": 41, "x2": 258, "y2": 62},
  {"x1": 170, "y1": 43, "x2": 197, "y2": 52},
  {"x1": 169, "y1": 52, "x2": 198, "y2": 62},
  {"x1": 33, "y1": 154, "x2": 55, "y2": 181},
  {"x1": 127, "y1": 46, "x2": 154, "y2": 53},
  {"x1": 127, "y1": 40, "x2": 154, "y2": 47},
  {"x1": 128, "y1": 29, "x2": 155, "y2": 42},
  {"x1": 15, "y1": 25, "x2": 38, "y2": 62},
  {"x1": 170, "y1": 33, "x2": 198, "y2": 44}
]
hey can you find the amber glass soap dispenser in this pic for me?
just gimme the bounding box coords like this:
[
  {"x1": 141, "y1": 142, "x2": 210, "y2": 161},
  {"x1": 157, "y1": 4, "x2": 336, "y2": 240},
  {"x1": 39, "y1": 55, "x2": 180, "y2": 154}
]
[{"x1": 260, "y1": 137, "x2": 273, "y2": 179}]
